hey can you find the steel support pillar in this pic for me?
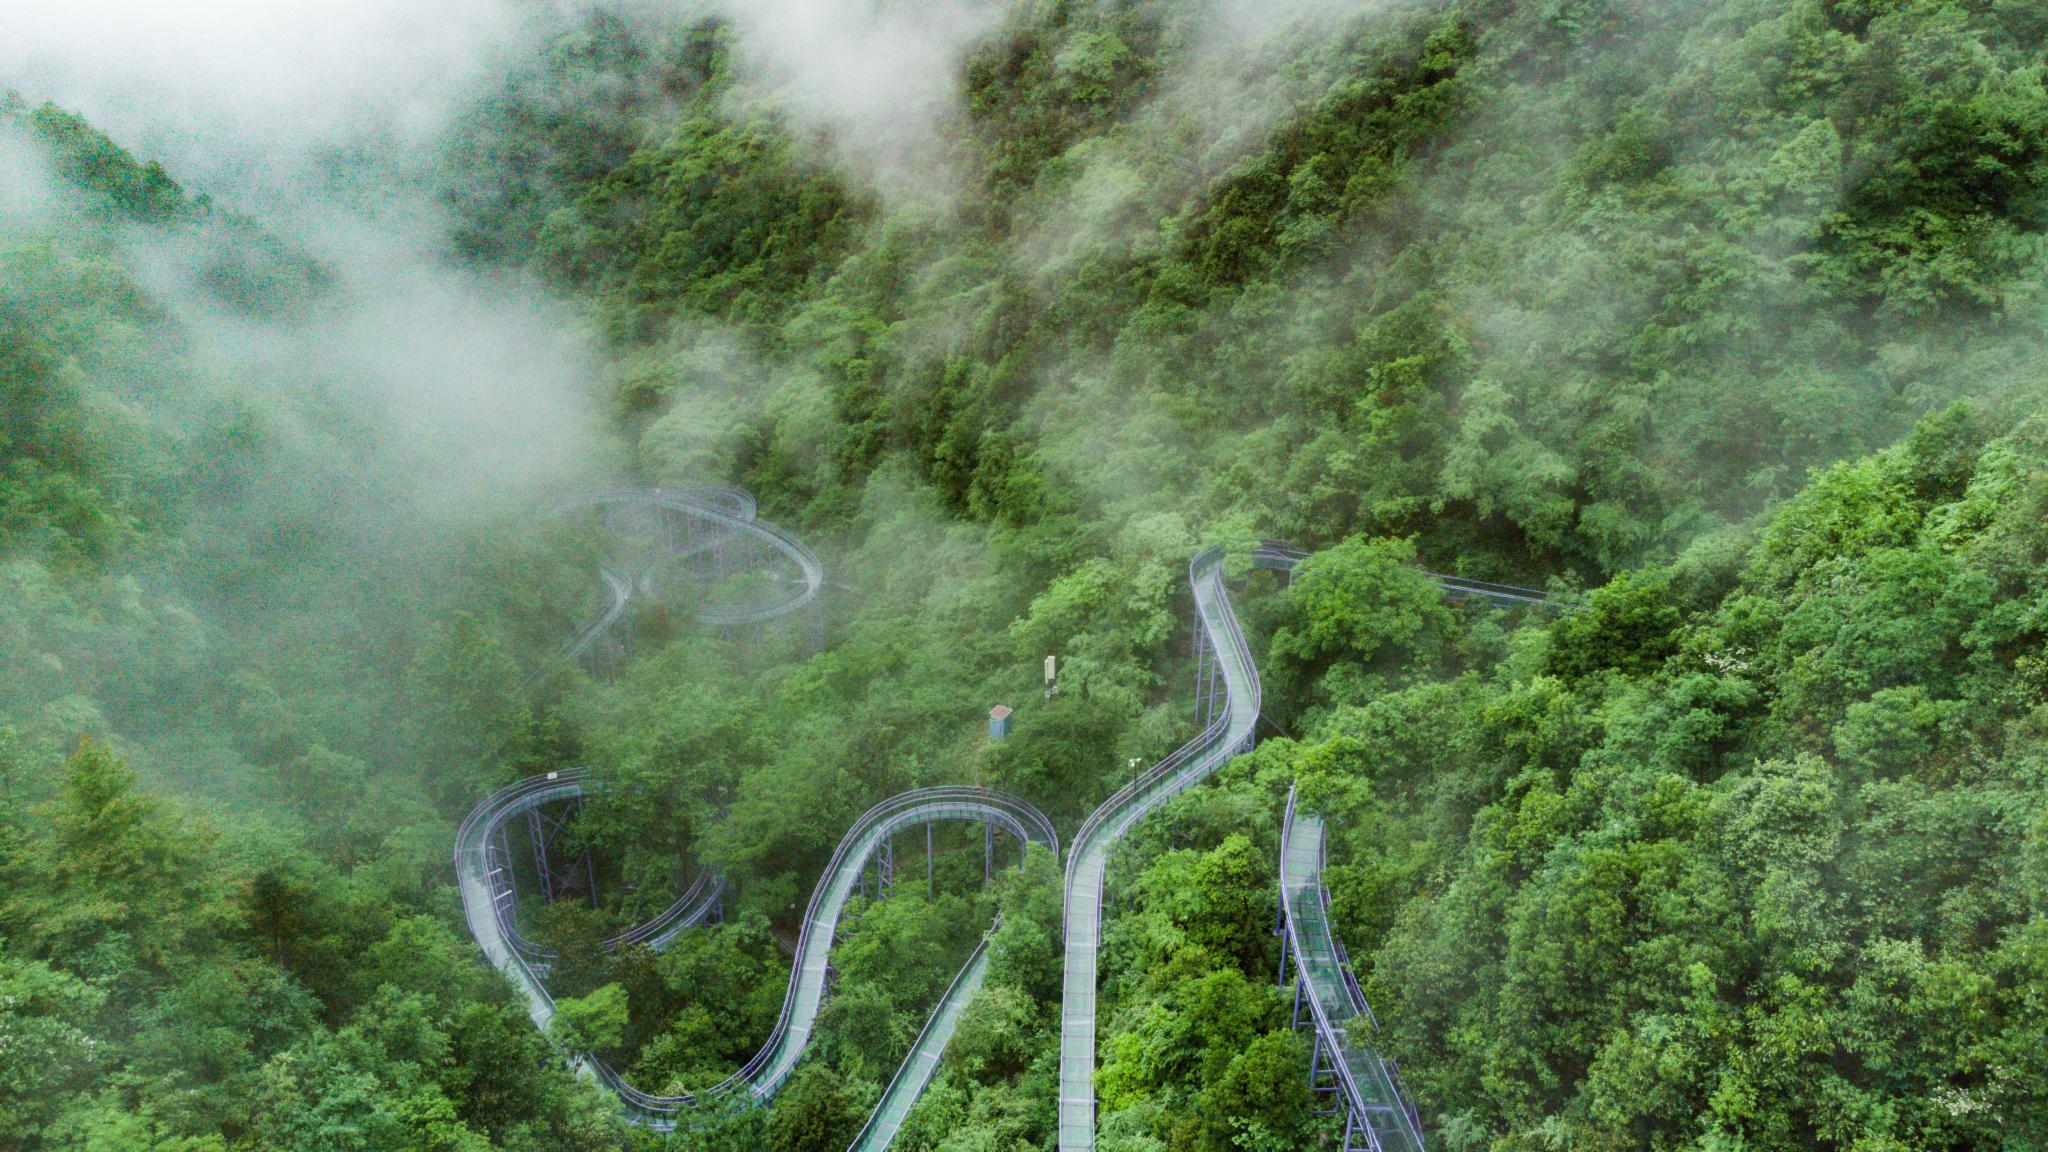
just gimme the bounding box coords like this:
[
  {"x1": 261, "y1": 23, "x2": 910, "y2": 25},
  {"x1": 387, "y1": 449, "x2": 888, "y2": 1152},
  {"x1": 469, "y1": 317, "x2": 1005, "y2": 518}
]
[
  {"x1": 1310, "y1": 1032, "x2": 1341, "y2": 1115},
  {"x1": 1194, "y1": 630, "x2": 1217, "y2": 728},
  {"x1": 527, "y1": 808, "x2": 555, "y2": 902},
  {"x1": 490, "y1": 823, "x2": 517, "y2": 912},
  {"x1": 1276, "y1": 908, "x2": 1292, "y2": 986},
  {"x1": 527, "y1": 799, "x2": 596, "y2": 906}
]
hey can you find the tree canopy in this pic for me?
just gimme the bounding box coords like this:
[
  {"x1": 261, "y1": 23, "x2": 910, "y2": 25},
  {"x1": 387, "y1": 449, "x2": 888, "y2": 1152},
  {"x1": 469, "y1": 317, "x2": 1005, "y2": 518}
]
[{"x1": 5, "y1": 0, "x2": 2048, "y2": 1147}]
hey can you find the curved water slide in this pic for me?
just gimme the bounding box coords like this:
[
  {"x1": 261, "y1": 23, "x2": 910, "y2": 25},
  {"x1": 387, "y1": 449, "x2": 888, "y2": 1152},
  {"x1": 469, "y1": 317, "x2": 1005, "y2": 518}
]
[
  {"x1": 485, "y1": 773, "x2": 726, "y2": 968},
  {"x1": 456, "y1": 771, "x2": 603, "y2": 1031},
  {"x1": 846, "y1": 919, "x2": 1001, "y2": 1151},
  {"x1": 1278, "y1": 786, "x2": 1425, "y2": 1152},
  {"x1": 520, "y1": 486, "x2": 822, "y2": 691},
  {"x1": 1057, "y1": 543, "x2": 1553, "y2": 1149},
  {"x1": 456, "y1": 781, "x2": 1057, "y2": 1131},
  {"x1": 453, "y1": 770, "x2": 724, "y2": 1016},
  {"x1": 551, "y1": 487, "x2": 824, "y2": 628},
  {"x1": 1057, "y1": 546, "x2": 1262, "y2": 1150},
  {"x1": 1254, "y1": 540, "x2": 1564, "y2": 610},
  {"x1": 523, "y1": 568, "x2": 635, "y2": 693}
]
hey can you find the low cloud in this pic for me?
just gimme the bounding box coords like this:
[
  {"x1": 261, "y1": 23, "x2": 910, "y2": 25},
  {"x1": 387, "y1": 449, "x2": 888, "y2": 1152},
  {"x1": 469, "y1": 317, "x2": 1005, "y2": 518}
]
[
  {"x1": 2, "y1": 0, "x2": 617, "y2": 554},
  {"x1": 709, "y1": 0, "x2": 1009, "y2": 204},
  {"x1": 0, "y1": 124, "x2": 60, "y2": 228},
  {"x1": 0, "y1": 0, "x2": 565, "y2": 208}
]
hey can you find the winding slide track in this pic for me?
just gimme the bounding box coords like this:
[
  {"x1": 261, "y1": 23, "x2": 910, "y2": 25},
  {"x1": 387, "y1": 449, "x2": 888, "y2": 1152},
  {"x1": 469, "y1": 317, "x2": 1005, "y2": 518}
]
[
  {"x1": 1057, "y1": 544, "x2": 1557, "y2": 1150},
  {"x1": 457, "y1": 780, "x2": 1056, "y2": 1129},
  {"x1": 550, "y1": 486, "x2": 824, "y2": 629},
  {"x1": 522, "y1": 485, "x2": 824, "y2": 691},
  {"x1": 1278, "y1": 786, "x2": 1425, "y2": 1152},
  {"x1": 1056, "y1": 547, "x2": 1260, "y2": 1150},
  {"x1": 462, "y1": 488, "x2": 1061, "y2": 1136},
  {"x1": 464, "y1": 504, "x2": 1555, "y2": 1147},
  {"x1": 847, "y1": 924, "x2": 1001, "y2": 1151},
  {"x1": 469, "y1": 769, "x2": 726, "y2": 970}
]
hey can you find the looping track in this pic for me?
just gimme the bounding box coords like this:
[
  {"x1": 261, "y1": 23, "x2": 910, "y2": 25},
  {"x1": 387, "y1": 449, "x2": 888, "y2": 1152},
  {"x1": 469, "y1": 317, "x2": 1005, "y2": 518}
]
[
  {"x1": 550, "y1": 486, "x2": 824, "y2": 627},
  {"x1": 461, "y1": 769, "x2": 726, "y2": 966},
  {"x1": 456, "y1": 777, "x2": 1056, "y2": 1132},
  {"x1": 464, "y1": 523, "x2": 1554, "y2": 1148}
]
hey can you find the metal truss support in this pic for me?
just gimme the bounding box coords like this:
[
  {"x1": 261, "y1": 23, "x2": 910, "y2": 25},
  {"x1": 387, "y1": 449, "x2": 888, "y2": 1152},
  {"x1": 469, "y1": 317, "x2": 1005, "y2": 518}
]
[
  {"x1": 1276, "y1": 901, "x2": 1292, "y2": 985},
  {"x1": 527, "y1": 799, "x2": 596, "y2": 906},
  {"x1": 1341, "y1": 1110, "x2": 1366, "y2": 1152},
  {"x1": 488, "y1": 824, "x2": 518, "y2": 919},
  {"x1": 597, "y1": 633, "x2": 626, "y2": 684},
  {"x1": 1309, "y1": 1031, "x2": 1342, "y2": 1116},
  {"x1": 527, "y1": 808, "x2": 554, "y2": 902}
]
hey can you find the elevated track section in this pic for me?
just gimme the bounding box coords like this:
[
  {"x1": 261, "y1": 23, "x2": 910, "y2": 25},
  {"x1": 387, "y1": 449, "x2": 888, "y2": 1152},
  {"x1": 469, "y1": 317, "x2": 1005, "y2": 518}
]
[
  {"x1": 1279, "y1": 786, "x2": 1425, "y2": 1152},
  {"x1": 457, "y1": 778, "x2": 1055, "y2": 1131},
  {"x1": 848, "y1": 922, "x2": 1002, "y2": 1151},
  {"x1": 1060, "y1": 542, "x2": 1554, "y2": 1149},
  {"x1": 550, "y1": 486, "x2": 823, "y2": 629},
  {"x1": 1254, "y1": 541, "x2": 1568, "y2": 611},
  {"x1": 1058, "y1": 546, "x2": 1261, "y2": 1150},
  {"x1": 464, "y1": 517, "x2": 1558, "y2": 1147},
  {"x1": 523, "y1": 486, "x2": 825, "y2": 690}
]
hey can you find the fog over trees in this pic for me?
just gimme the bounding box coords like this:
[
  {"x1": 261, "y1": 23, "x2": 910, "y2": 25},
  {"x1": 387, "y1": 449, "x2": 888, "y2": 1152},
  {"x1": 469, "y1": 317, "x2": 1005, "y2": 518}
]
[{"x1": 3, "y1": 1, "x2": 2046, "y2": 1150}]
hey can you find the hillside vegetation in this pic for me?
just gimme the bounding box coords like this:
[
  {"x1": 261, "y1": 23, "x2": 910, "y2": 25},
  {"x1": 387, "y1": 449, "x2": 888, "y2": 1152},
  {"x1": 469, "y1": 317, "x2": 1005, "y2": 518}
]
[{"x1": 2, "y1": 1, "x2": 2046, "y2": 1151}]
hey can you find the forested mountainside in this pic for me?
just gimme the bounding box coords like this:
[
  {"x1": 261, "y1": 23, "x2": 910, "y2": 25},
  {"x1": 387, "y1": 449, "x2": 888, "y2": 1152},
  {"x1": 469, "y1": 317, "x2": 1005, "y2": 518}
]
[{"x1": 2, "y1": 1, "x2": 2046, "y2": 1151}]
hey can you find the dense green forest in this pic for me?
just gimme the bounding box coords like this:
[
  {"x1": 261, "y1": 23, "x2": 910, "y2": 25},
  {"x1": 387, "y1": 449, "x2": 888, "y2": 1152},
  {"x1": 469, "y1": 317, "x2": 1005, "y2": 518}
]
[{"x1": 4, "y1": 0, "x2": 2047, "y2": 1150}]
